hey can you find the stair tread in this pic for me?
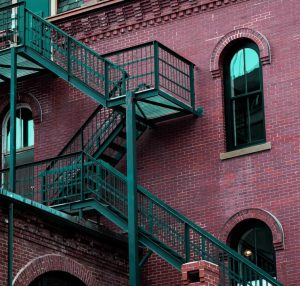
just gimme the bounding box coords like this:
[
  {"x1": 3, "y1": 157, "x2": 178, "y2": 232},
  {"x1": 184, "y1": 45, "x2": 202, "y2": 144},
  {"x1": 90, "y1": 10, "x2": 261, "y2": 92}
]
[
  {"x1": 109, "y1": 142, "x2": 126, "y2": 153},
  {"x1": 100, "y1": 154, "x2": 119, "y2": 165}
]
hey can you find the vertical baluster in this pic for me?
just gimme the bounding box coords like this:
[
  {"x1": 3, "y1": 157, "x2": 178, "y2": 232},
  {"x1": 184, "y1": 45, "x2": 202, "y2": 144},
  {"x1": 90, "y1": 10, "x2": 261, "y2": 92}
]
[
  {"x1": 184, "y1": 223, "x2": 190, "y2": 262},
  {"x1": 189, "y1": 63, "x2": 195, "y2": 109},
  {"x1": 154, "y1": 41, "x2": 160, "y2": 90},
  {"x1": 104, "y1": 61, "x2": 109, "y2": 99}
]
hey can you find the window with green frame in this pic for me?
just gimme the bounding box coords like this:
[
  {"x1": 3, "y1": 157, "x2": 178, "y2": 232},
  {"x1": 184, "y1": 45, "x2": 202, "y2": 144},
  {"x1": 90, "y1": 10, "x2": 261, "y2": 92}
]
[
  {"x1": 57, "y1": 0, "x2": 84, "y2": 14},
  {"x1": 224, "y1": 41, "x2": 266, "y2": 151}
]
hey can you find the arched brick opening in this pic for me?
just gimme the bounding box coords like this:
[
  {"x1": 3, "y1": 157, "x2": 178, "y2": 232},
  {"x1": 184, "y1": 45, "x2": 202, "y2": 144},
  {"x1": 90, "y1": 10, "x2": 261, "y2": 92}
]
[
  {"x1": 210, "y1": 28, "x2": 271, "y2": 78},
  {"x1": 13, "y1": 254, "x2": 99, "y2": 286},
  {"x1": 220, "y1": 209, "x2": 284, "y2": 251},
  {"x1": 0, "y1": 92, "x2": 42, "y2": 124}
]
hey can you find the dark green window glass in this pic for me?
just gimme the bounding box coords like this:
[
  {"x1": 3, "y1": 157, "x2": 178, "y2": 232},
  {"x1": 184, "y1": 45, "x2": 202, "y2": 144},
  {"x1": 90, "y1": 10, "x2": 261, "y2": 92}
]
[
  {"x1": 229, "y1": 219, "x2": 277, "y2": 282},
  {"x1": 224, "y1": 42, "x2": 266, "y2": 151},
  {"x1": 57, "y1": 0, "x2": 83, "y2": 14}
]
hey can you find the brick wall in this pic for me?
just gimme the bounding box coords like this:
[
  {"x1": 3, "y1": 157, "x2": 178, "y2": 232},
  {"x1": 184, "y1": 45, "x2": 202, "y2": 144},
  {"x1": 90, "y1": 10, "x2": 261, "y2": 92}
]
[
  {"x1": 0, "y1": 74, "x2": 99, "y2": 162},
  {"x1": 0, "y1": 199, "x2": 128, "y2": 285},
  {"x1": 1, "y1": 0, "x2": 299, "y2": 285},
  {"x1": 54, "y1": 0, "x2": 299, "y2": 285}
]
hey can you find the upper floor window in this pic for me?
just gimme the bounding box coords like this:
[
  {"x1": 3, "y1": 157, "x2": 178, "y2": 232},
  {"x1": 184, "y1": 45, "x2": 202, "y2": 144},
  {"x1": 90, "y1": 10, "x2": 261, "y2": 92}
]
[
  {"x1": 224, "y1": 41, "x2": 266, "y2": 151},
  {"x1": 57, "y1": 0, "x2": 84, "y2": 14}
]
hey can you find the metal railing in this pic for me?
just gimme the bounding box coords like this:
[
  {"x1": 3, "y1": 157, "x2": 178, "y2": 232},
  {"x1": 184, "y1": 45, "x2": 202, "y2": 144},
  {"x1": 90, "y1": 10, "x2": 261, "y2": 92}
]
[
  {"x1": 105, "y1": 41, "x2": 195, "y2": 109},
  {"x1": 57, "y1": 105, "x2": 124, "y2": 157},
  {"x1": 83, "y1": 153, "x2": 282, "y2": 286},
  {"x1": 24, "y1": 8, "x2": 126, "y2": 100},
  {"x1": 0, "y1": 152, "x2": 82, "y2": 204},
  {"x1": 0, "y1": 3, "x2": 196, "y2": 112},
  {"x1": 0, "y1": 150, "x2": 283, "y2": 286}
]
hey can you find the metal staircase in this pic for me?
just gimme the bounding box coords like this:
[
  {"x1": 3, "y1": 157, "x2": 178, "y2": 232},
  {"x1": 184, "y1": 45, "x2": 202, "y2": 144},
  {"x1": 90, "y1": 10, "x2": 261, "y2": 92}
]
[{"x1": 0, "y1": 2, "x2": 283, "y2": 286}]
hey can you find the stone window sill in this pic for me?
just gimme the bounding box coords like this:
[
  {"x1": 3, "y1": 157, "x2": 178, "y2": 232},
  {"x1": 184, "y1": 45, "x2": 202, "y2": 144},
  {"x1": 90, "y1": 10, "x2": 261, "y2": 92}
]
[
  {"x1": 220, "y1": 142, "x2": 271, "y2": 160},
  {"x1": 48, "y1": 0, "x2": 125, "y2": 22}
]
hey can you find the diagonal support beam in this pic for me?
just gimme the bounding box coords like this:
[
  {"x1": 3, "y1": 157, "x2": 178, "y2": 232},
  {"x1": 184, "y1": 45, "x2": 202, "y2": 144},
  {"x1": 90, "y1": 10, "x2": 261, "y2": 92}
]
[{"x1": 139, "y1": 250, "x2": 153, "y2": 269}]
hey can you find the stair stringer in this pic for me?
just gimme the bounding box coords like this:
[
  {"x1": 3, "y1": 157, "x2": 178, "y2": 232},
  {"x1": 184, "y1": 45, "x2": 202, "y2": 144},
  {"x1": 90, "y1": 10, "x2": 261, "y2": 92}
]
[{"x1": 54, "y1": 198, "x2": 184, "y2": 270}]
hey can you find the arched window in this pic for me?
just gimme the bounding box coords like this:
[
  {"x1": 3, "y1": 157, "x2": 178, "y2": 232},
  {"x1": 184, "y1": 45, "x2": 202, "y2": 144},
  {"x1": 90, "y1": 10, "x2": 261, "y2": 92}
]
[
  {"x1": 229, "y1": 219, "x2": 276, "y2": 279},
  {"x1": 2, "y1": 105, "x2": 34, "y2": 167},
  {"x1": 2, "y1": 105, "x2": 34, "y2": 196},
  {"x1": 224, "y1": 41, "x2": 266, "y2": 151}
]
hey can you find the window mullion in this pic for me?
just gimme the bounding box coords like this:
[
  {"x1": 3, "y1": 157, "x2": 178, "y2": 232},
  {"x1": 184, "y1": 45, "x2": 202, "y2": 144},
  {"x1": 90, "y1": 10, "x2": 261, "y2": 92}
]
[
  {"x1": 232, "y1": 99, "x2": 237, "y2": 147},
  {"x1": 247, "y1": 96, "x2": 251, "y2": 144},
  {"x1": 244, "y1": 48, "x2": 248, "y2": 94}
]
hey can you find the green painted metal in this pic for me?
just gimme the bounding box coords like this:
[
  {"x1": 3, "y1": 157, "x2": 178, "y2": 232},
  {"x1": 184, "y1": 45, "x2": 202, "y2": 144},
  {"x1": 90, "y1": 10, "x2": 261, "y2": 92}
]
[
  {"x1": 126, "y1": 92, "x2": 140, "y2": 286},
  {"x1": 25, "y1": 0, "x2": 49, "y2": 17},
  {"x1": 139, "y1": 250, "x2": 153, "y2": 268},
  {"x1": 154, "y1": 41, "x2": 159, "y2": 90},
  {"x1": 51, "y1": 152, "x2": 283, "y2": 285},
  {"x1": 1, "y1": 146, "x2": 284, "y2": 285},
  {"x1": 105, "y1": 41, "x2": 197, "y2": 112},
  {"x1": 8, "y1": 202, "x2": 13, "y2": 286},
  {"x1": 0, "y1": 4, "x2": 199, "y2": 121},
  {"x1": 0, "y1": 4, "x2": 262, "y2": 285},
  {"x1": 22, "y1": 7, "x2": 126, "y2": 104},
  {"x1": 9, "y1": 47, "x2": 17, "y2": 193}
]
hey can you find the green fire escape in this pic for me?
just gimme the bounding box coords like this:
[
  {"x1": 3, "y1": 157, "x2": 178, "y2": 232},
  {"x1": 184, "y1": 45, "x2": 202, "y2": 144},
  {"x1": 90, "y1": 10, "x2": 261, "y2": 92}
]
[{"x1": 0, "y1": 2, "x2": 283, "y2": 286}]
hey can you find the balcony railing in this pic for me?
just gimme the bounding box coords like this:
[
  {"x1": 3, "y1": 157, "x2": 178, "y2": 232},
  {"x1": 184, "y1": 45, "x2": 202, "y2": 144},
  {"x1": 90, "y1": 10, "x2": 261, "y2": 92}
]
[
  {"x1": 0, "y1": 151, "x2": 283, "y2": 286},
  {"x1": 105, "y1": 41, "x2": 195, "y2": 109}
]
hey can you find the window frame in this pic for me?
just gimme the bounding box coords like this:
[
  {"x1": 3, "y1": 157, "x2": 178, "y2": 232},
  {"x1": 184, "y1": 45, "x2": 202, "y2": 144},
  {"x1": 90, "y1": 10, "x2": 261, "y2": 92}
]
[
  {"x1": 51, "y1": 0, "x2": 85, "y2": 16},
  {"x1": 223, "y1": 41, "x2": 266, "y2": 152},
  {"x1": 229, "y1": 219, "x2": 277, "y2": 279},
  {"x1": 2, "y1": 103, "x2": 34, "y2": 157}
]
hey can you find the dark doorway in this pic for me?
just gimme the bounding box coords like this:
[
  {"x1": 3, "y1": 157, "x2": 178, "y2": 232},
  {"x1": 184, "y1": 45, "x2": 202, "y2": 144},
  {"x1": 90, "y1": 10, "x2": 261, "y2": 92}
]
[{"x1": 29, "y1": 271, "x2": 86, "y2": 286}]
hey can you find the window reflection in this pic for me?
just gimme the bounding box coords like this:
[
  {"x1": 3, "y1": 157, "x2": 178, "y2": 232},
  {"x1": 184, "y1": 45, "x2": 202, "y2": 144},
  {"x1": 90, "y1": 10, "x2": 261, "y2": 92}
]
[
  {"x1": 6, "y1": 108, "x2": 34, "y2": 153},
  {"x1": 225, "y1": 43, "x2": 265, "y2": 150}
]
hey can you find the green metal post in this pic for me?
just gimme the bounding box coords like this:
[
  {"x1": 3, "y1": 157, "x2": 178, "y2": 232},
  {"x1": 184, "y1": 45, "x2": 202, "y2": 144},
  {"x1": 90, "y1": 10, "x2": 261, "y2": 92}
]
[
  {"x1": 184, "y1": 223, "x2": 190, "y2": 262},
  {"x1": 67, "y1": 37, "x2": 71, "y2": 79},
  {"x1": 104, "y1": 61, "x2": 109, "y2": 99},
  {"x1": 80, "y1": 128, "x2": 84, "y2": 201},
  {"x1": 9, "y1": 47, "x2": 17, "y2": 193},
  {"x1": 8, "y1": 203, "x2": 14, "y2": 286},
  {"x1": 189, "y1": 64, "x2": 195, "y2": 110},
  {"x1": 126, "y1": 91, "x2": 140, "y2": 286},
  {"x1": 153, "y1": 41, "x2": 160, "y2": 90},
  {"x1": 8, "y1": 47, "x2": 17, "y2": 286}
]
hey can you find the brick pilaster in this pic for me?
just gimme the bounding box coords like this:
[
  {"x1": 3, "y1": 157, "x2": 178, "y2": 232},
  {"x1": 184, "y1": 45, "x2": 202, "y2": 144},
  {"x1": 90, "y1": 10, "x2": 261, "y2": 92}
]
[{"x1": 182, "y1": 260, "x2": 219, "y2": 286}]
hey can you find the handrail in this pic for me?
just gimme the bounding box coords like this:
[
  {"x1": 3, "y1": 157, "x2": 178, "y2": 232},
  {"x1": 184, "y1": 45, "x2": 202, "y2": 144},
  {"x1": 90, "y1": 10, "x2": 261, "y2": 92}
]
[
  {"x1": 25, "y1": 8, "x2": 123, "y2": 72},
  {"x1": 57, "y1": 105, "x2": 103, "y2": 156},
  {"x1": 103, "y1": 41, "x2": 195, "y2": 66},
  {"x1": 0, "y1": 151, "x2": 82, "y2": 173},
  {"x1": 0, "y1": 148, "x2": 282, "y2": 285},
  {"x1": 23, "y1": 7, "x2": 127, "y2": 102},
  {"x1": 83, "y1": 151, "x2": 283, "y2": 286}
]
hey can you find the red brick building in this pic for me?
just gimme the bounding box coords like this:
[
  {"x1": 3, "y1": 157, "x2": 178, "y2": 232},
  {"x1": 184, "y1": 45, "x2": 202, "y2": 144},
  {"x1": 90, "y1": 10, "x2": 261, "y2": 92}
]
[{"x1": 0, "y1": 0, "x2": 299, "y2": 285}]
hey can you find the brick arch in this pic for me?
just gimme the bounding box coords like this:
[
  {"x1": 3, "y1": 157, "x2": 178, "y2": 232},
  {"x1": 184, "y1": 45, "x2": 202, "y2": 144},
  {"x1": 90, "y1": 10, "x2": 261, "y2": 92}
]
[
  {"x1": 0, "y1": 92, "x2": 42, "y2": 124},
  {"x1": 13, "y1": 254, "x2": 99, "y2": 286},
  {"x1": 210, "y1": 28, "x2": 271, "y2": 78},
  {"x1": 220, "y1": 209, "x2": 284, "y2": 251}
]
